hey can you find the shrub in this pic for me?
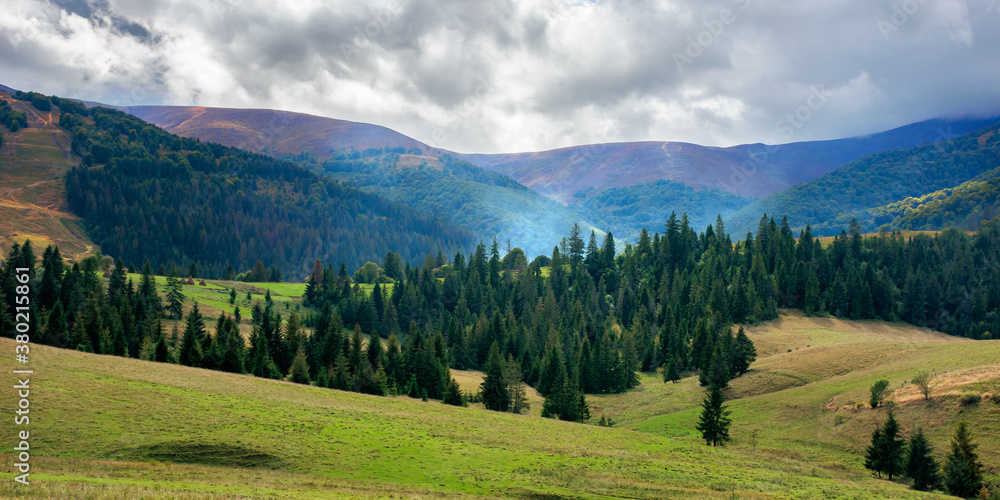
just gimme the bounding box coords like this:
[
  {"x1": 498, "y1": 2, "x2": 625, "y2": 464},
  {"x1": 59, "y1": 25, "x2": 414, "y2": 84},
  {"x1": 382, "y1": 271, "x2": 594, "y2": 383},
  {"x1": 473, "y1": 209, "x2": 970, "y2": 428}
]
[
  {"x1": 870, "y1": 379, "x2": 891, "y2": 408},
  {"x1": 912, "y1": 371, "x2": 933, "y2": 400},
  {"x1": 958, "y1": 393, "x2": 980, "y2": 407}
]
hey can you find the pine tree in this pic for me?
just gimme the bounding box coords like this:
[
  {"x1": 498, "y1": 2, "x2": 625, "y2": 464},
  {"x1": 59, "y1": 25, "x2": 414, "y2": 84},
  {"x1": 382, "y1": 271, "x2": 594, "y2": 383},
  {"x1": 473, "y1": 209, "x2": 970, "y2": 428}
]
[
  {"x1": 179, "y1": 304, "x2": 205, "y2": 367},
  {"x1": 944, "y1": 422, "x2": 983, "y2": 498},
  {"x1": 442, "y1": 377, "x2": 466, "y2": 406},
  {"x1": 695, "y1": 385, "x2": 731, "y2": 446},
  {"x1": 663, "y1": 357, "x2": 680, "y2": 383},
  {"x1": 288, "y1": 348, "x2": 311, "y2": 384},
  {"x1": 905, "y1": 427, "x2": 940, "y2": 491},
  {"x1": 481, "y1": 341, "x2": 510, "y2": 411},
  {"x1": 165, "y1": 276, "x2": 184, "y2": 319},
  {"x1": 880, "y1": 411, "x2": 906, "y2": 480},
  {"x1": 864, "y1": 411, "x2": 905, "y2": 480}
]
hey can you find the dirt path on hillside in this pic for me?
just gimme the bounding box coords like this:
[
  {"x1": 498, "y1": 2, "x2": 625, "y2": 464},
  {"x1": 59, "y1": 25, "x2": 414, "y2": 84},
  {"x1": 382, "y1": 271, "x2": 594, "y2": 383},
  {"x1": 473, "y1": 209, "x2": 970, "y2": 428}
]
[{"x1": 5, "y1": 175, "x2": 63, "y2": 201}]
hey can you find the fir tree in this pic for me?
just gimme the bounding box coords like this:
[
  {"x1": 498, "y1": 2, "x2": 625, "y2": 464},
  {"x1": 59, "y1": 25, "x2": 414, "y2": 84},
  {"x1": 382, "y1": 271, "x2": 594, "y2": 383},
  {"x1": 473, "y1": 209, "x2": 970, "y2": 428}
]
[
  {"x1": 864, "y1": 411, "x2": 905, "y2": 480},
  {"x1": 288, "y1": 348, "x2": 311, "y2": 384},
  {"x1": 442, "y1": 377, "x2": 466, "y2": 406},
  {"x1": 905, "y1": 427, "x2": 940, "y2": 491},
  {"x1": 943, "y1": 422, "x2": 983, "y2": 498},
  {"x1": 663, "y1": 357, "x2": 680, "y2": 383},
  {"x1": 695, "y1": 385, "x2": 731, "y2": 446},
  {"x1": 481, "y1": 341, "x2": 510, "y2": 411}
]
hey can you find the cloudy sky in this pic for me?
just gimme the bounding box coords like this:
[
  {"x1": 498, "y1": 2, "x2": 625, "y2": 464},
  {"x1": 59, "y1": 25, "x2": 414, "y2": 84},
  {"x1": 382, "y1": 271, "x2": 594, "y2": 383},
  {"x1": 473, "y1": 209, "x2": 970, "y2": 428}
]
[{"x1": 1, "y1": 0, "x2": 999, "y2": 153}]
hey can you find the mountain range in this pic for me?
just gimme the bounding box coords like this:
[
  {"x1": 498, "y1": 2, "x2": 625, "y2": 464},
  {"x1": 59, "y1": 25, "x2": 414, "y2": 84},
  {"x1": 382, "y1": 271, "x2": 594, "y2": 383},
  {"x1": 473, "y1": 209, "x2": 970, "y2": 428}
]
[
  {"x1": 119, "y1": 100, "x2": 1000, "y2": 240},
  {"x1": 3, "y1": 83, "x2": 1000, "y2": 271},
  {"x1": 123, "y1": 104, "x2": 997, "y2": 202}
]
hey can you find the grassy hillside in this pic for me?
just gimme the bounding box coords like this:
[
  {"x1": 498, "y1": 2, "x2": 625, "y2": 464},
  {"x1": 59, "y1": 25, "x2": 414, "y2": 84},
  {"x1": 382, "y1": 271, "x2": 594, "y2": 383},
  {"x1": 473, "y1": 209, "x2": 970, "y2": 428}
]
[
  {"x1": 726, "y1": 120, "x2": 1000, "y2": 236},
  {"x1": 4, "y1": 311, "x2": 998, "y2": 498},
  {"x1": 595, "y1": 311, "x2": 1000, "y2": 487},
  {"x1": 0, "y1": 94, "x2": 96, "y2": 260}
]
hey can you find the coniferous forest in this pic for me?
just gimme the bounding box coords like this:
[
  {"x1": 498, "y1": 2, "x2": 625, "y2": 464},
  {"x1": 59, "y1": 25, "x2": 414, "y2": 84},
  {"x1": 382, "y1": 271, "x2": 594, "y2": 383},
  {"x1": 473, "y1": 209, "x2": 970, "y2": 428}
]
[
  {"x1": 3, "y1": 213, "x2": 999, "y2": 421},
  {"x1": 58, "y1": 104, "x2": 473, "y2": 280}
]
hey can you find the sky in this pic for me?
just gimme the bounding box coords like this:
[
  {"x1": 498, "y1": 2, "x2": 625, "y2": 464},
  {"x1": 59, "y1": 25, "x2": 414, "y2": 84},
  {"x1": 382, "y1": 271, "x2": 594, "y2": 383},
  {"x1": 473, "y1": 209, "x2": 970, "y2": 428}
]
[{"x1": 1, "y1": 0, "x2": 999, "y2": 154}]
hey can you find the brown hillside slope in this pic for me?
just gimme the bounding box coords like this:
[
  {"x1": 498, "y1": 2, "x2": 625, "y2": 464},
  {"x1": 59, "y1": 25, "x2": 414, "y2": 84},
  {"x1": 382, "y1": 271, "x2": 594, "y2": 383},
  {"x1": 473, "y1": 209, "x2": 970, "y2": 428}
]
[{"x1": 0, "y1": 93, "x2": 95, "y2": 260}]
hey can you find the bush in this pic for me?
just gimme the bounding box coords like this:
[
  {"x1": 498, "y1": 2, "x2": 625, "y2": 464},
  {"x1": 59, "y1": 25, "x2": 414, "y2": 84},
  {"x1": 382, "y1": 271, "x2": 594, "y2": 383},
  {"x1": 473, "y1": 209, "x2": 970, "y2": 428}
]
[
  {"x1": 958, "y1": 393, "x2": 980, "y2": 407},
  {"x1": 870, "y1": 379, "x2": 891, "y2": 408},
  {"x1": 912, "y1": 370, "x2": 933, "y2": 400}
]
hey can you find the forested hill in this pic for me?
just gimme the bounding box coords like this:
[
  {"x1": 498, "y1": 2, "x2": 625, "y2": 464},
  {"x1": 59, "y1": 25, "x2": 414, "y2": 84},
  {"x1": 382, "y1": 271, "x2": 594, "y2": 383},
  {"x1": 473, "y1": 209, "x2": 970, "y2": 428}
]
[
  {"x1": 884, "y1": 167, "x2": 1000, "y2": 232},
  {"x1": 310, "y1": 149, "x2": 603, "y2": 258},
  {"x1": 43, "y1": 94, "x2": 474, "y2": 279},
  {"x1": 725, "y1": 119, "x2": 1000, "y2": 236}
]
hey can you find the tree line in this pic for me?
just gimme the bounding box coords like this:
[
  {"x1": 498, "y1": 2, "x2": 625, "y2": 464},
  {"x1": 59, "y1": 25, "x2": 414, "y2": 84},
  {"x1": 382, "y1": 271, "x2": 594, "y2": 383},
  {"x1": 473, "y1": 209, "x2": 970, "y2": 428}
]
[{"x1": 4, "y1": 214, "x2": 1000, "y2": 425}]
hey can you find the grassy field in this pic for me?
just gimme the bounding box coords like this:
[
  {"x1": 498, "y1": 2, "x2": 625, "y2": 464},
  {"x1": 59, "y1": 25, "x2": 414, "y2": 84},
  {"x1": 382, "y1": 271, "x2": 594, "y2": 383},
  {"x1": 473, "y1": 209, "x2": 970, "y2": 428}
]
[
  {"x1": 811, "y1": 230, "x2": 974, "y2": 247},
  {"x1": 4, "y1": 309, "x2": 997, "y2": 498},
  {"x1": 604, "y1": 311, "x2": 1000, "y2": 485}
]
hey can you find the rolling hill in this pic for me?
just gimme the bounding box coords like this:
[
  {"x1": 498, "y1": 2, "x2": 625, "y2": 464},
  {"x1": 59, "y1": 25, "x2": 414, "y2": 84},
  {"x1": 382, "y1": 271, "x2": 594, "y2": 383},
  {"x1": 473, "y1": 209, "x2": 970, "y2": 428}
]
[
  {"x1": 884, "y1": 167, "x2": 1000, "y2": 232},
  {"x1": 125, "y1": 105, "x2": 439, "y2": 159},
  {"x1": 123, "y1": 105, "x2": 603, "y2": 257},
  {"x1": 3, "y1": 310, "x2": 996, "y2": 498},
  {"x1": 574, "y1": 179, "x2": 753, "y2": 240},
  {"x1": 725, "y1": 119, "x2": 1000, "y2": 236}
]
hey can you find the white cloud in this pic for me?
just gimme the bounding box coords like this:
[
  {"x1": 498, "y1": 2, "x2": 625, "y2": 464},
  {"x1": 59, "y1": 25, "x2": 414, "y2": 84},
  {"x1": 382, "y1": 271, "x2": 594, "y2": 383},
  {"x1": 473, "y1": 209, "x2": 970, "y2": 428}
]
[{"x1": 1, "y1": 0, "x2": 998, "y2": 153}]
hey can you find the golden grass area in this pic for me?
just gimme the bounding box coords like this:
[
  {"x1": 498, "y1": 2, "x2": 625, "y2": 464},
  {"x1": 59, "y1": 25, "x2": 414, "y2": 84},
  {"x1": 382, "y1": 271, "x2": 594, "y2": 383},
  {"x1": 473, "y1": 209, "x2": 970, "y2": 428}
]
[
  {"x1": 812, "y1": 230, "x2": 973, "y2": 247},
  {"x1": 627, "y1": 310, "x2": 1000, "y2": 484},
  {"x1": 451, "y1": 369, "x2": 546, "y2": 416}
]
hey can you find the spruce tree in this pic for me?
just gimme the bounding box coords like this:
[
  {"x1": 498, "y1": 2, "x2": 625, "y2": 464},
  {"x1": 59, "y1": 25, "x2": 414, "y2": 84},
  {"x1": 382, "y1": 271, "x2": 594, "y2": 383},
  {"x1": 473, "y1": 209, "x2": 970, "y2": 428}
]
[
  {"x1": 943, "y1": 422, "x2": 983, "y2": 498},
  {"x1": 481, "y1": 342, "x2": 510, "y2": 411},
  {"x1": 905, "y1": 427, "x2": 940, "y2": 491},
  {"x1": 695, "y1": 384, "x2": 731, "y2": 446},
  {"x1": 165, "y1": 276, "x2": 184, "y2": 319},
  {"x1": 864, "y1": 411, "x2": 905, "y2": 480},
  {"x1": 732, "y1": 327, "x2": 756, "y2": 375},
  {"x1": 663, "y1": 357, "x2": 680, "y2": 383},
  {"x1": 442, "y1": 377, "x2": 466, "y2": 406},
  {"x1": 880, "y1": 411, "x2": 906, "y2": 480},
  {"x1": 179, "y1": 305, "x2": 205, "y2": 368},
  {"x1": 288, "y1": 348, "x2": 311, "y2": 384}
]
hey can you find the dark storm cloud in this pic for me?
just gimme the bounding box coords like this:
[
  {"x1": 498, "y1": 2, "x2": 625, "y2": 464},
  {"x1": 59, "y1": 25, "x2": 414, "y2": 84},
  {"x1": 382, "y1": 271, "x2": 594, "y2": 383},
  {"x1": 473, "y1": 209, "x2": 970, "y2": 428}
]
[{"x1": 1, "y1": 0, "x2": 998, "y2": 153}]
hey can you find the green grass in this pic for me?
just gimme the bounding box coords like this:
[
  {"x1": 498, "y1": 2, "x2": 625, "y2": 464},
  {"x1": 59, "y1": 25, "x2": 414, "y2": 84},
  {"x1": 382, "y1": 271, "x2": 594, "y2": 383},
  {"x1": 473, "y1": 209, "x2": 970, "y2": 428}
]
[
  {"x1": 617, "y1": 311, "x2": 1000, "y2": 486},
  {"x1": 0, "y1": 332, "x2": 962, "y2": 499},
  {"x1": 122, "y1": 274, "x2": 310, "y2": 323}
]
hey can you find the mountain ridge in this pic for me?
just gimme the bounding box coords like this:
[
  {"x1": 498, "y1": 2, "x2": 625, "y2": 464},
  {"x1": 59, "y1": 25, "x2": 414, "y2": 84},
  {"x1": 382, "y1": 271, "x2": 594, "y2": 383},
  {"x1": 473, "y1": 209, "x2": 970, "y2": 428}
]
[
  {"x1": 724, "y1": 119, "x2": 1000, "y2": 236},
  {"x1": 105, "y1": 100, "x2": 998, "y2": 203}
]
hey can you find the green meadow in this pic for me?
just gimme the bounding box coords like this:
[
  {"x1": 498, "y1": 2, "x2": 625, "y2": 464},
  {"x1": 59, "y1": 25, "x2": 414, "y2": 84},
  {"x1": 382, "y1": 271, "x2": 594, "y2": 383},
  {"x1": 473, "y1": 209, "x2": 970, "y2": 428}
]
[{"x1": 4, "y1": 309, "x2": 998, "y2": 498}]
